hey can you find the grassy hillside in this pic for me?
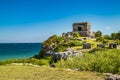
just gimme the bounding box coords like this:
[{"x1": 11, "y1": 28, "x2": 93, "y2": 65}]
[
  {"x1": 0, "y1": 65, "x2": 104, "y2": 80},
  {"x1": 0, "y1": 33, "x2": 119, "y2": 80}
]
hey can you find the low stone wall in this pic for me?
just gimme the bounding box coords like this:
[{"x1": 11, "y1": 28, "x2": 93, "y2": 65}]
[
  {"x1": 105, "y1": 73, "x2": 120, "y2": 80},
  {"x1": 83, "y1": 43, "x2": 91, "y2": 49},
  {"x1": 45, "y1": 48, "x2": 83, "y2": 61}
]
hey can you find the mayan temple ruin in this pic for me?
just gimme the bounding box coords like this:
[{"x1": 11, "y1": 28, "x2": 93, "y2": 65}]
[{"x1": 63, "y1": 22, "x2": 95, "y2": 38}]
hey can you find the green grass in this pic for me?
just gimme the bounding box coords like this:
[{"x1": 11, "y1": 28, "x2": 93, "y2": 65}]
[{"x1": 0, "y1": 65, "x2": 104, "y2": 80}]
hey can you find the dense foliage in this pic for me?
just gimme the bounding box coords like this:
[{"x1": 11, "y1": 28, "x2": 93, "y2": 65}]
[
  {"x1": 95, "y1": 31, "x2": 102, "y2": 37},
  {"x1": 55, "y1": 49, "x2": 120, "y2": 74},
  {"x1": 73, "y1": 32, "x2": 80, "y2": 38},
  {"x1": 43, "y1": 35, "x2": 64, "y2": 48},
  {"x1": 103, "y1": 31, "x2": 120, "y2": 40},
  {"x1": 30, "y1": 57, "x2": 53, "y2": 66},
  {"x1": 0, "y1": 58, "x2": 31, "y2": 65},
  {"x1": 42, "y1": 34, "x2": 84, "y2": 52},
  {"x1": 96, "y1": 31, "x2": 120, "y2": 44},
  {"x1": 0, "y1": 56, "x2": 54, "y2": 66}
]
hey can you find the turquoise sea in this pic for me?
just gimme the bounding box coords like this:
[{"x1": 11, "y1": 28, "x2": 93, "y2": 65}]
[{"x1": 0, "y1": 43, "x2": 41, "y2": 61}]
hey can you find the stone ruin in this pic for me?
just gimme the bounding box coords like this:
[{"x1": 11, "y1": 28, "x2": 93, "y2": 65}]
[
  {"x1": 109, "y1": 43, "x2": 117, "y2": 49},
  {"x1": 105, "y1": 73, "x2": 120, "y2": 80},
  {"x1": 45, "y1": 48, "x2": 83, "y2": 61},
  {"x1": 97, "y1": 44, "x2": 106, "y2": 48},
  {"x1": 63, "y1": 22, "x2": 95, "y2": 38},
  {"x1": 83, "y1": 43, "x2": 91, "y2": 49},
  {"x1": 73, "y1": 22, "x2": 91, "y2": 37}
]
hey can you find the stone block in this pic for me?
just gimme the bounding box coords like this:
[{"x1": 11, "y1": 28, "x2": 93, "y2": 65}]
[
  {"x1": 97, "y1": 44, "x2": 106, "y2": 48},
  {"x1": 83, "y1": 43, "x2": 91, "y2": 49},
  {"x1": 109, "y1": 43, "x2": 117, "y2": 49}
]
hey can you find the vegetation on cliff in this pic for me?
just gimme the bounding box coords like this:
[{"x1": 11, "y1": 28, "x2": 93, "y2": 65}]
[
  {"x1": 42, "y1": 32, "x2": 84, "y2": 52},
  {"x1": 0, "y1": 31, "x2": 119, "y2": 76}
]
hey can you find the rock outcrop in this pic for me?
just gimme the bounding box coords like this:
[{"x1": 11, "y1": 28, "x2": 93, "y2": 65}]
[
  {"x1": 105, "y1": 73, "x2": 120, "y2": 80},
  {"x1": 45, "y1": 48, "x2": 83, "y2": 61}
]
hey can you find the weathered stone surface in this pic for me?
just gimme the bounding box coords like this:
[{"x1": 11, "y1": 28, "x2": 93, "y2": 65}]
[
  {"x1": 109, "y1": 43, "x2": 117, "y2": 49},
  {"x1": 116, "y1": 75, "x2": 120, "y2": 80},
  {"x1": 105, "y1": 73, "x2": 120, "y2": 80},
  {"x1": 97, "y1": 44, "x2": 106, "y2": 48},
  {"x1": 73, "y1": 22, "x2": 91, "y2": 37},
  {"x1": 62, "y1": 22, "x2": 95, "y2": 38},
  {"x1": 83, "y1": 43, "x2": 91, "y2": 49},
  {"x1": 105, "y1": 76, "x2": 116, "y2": 80},
  {"x1": 45, "y1": 48, "x2": 83, "y2": 61}
]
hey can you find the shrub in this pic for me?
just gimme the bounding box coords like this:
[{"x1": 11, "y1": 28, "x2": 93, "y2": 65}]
[
  {"x1": 0, "y1": 58, "x2": 31, "y2": 66},
  {"x1": 44, "y1": 56, "x2": 54, "y2": 64},
  {"x1": 55, "y1": 49, "x2": 120, "y2": 74},
  {"x1": 95, "y1": 31, "x2": 102, "y2": 37},
  {"x1": 115, "y1": 40, "x2": 120, "y2": 45},
  {"x1": 30, "y1": 58, "x2": 49, "y2": 66},
  {"x1": 111, "y1": 33, "x2": 118, "y2": 40},
  {"x1": 103, "y1": 35, "x2": 111, "y2": 40},
  {"x1": 38, "y1": 59, "x2": 49, "y2": 66},
  {"x1": 54, "y1": 45, "x2": 67, "y2": 52},
  {"x1": 0, "y1": 61, "x2": 7, "y2": 65},
  {"x1": 69, "y1": 40, "x2": 82, "y2": 47},
  {"x1": 73, "y1": 32, "x2": 80, "y2": 38},
  {"x1": 96, "y1": 37, "x2": 104, "y2": 42},
  {"x1": 102, "y1": 39, "x2": 109, "y2": 44}
]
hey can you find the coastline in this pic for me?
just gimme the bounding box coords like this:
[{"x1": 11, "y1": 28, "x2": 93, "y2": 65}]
[{"x1": 0, "y1": 43, "x2": 41, "y2": 61}]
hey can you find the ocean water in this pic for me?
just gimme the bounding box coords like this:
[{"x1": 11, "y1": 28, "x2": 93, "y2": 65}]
[{"x1": 0, "y1": 43, "x2": 41, "y2": 61}]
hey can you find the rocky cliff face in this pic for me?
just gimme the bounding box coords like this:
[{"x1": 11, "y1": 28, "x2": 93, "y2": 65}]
[{"x1": 38, "y1": 34, "x2": 84, "y2": 61}]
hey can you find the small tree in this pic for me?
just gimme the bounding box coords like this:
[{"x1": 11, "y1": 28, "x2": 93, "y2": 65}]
[
  {"x1": 95, "y1": 31, "x2": 102, "y2": 37},
  {"x1": 118, "y1": 31, "x2": 120, "y2": 39},
  {"x1": 103, "y1": 35, "x2": 111, "y2": 40},
  {"x1": 111, "y1": 33, "x2": 118, "y2": 40}
]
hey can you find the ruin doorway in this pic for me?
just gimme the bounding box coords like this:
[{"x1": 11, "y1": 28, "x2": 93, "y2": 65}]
[{"x1": 78, "y1": 27, "x2": 82, "y2": 31}]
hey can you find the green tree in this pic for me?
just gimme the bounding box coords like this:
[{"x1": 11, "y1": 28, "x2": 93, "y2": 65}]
[
  {"x1": 118, "y1": 31, "x2": 120, "y2": 39},
  {"x1": 95, "y1": 31, "x2": 102, "y2": 37},
  {"x1": 111, "y1": 33, "x2": 118, "y2": 40},
  {"x1": 103, "y1": 35, "x2": 111, "y2": 39}
]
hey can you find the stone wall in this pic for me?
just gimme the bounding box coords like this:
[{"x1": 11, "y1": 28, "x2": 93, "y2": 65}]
[
  {"x1": 62, "y1": 22, "x2": 95, "y2": 38},
  {"x1": 73, "y1": 22, "x2": 91, "y2": 37}
]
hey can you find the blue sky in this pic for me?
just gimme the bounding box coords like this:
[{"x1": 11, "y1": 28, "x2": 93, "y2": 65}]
[{"x1": 0, "y1": 0, "x2": 120, "y2": 43}]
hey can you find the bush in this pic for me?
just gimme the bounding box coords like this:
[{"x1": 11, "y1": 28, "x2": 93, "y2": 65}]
[
  {"x1": 55, "y1": 49, "x2": 120, "y2": 74},
  {"x1": 0, "y1": 58, "x2": 31, "y2": 66},
  {"x1": 30, "y1": 56, "x2": 54, "y2": 66},
  {"x1": 102, "y1": 39, "x2": 109, "y2": 44},
  {"x1": 43, "y1": 35, "x2": 64, "y2": 47},
  {"x1": 103, "y1": 35, "x2": 111, "y2": 40},
  {"x1": 69, "y1": 40, "x2": 82, "y2": 47},
  {"x1": 73, "y1": 32, "x2": 80, "y2": 38},
  {"x1": 54, "y1": 45, "x2": 67, "y2": 52},
  {"x1": 30, "y1": 58, "x2": 49, "y2": 66},
  {"x1": 115, "y1": 40, "x2": 120, "y2": 45},
  {"x1": 0, "y1": 61, "x2": 7, "y2": 65},
  {"x1": 95, "y1": 31, "x2": 102, "y2": 37},
  {"x1": 96, "y1": 37, "x2": 104, "y2": 42}
]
